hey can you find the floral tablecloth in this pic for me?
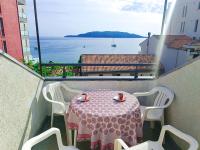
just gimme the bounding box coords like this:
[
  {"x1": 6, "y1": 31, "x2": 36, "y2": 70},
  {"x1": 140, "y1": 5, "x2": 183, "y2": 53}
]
[{"x1": 65, "y1": 90, "x2": 143, "y2": 150}]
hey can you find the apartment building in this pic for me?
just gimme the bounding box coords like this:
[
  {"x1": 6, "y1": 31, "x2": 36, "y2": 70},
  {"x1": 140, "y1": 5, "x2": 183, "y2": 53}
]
[
  {"x1": 139, "y1": 35, "x2": 193, "y2": 72},
  {"x1": 18, "y1": 0, "x2": 32, "y2": 62},
  {"x1": 168, "y1": 0, "x2": 200, "y2": 40},
  {"x1": 0, "y1": 0, "x2": 31, "y2": 62},
  {"x1": 0, "y1": 0, "x2": 23, "y2": 61}
]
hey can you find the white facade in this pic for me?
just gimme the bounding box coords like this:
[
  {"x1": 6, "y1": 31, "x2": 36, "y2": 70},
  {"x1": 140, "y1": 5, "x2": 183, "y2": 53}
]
[
  {"x1": 18, "y1": 1, "x2": 32, "y2": 62},
  {"x1": 168, "y1": 0, "x2": 200, "y2": 39},
  {"x1": 139, "y1": 36, "x2": 191, "y2": 73}
]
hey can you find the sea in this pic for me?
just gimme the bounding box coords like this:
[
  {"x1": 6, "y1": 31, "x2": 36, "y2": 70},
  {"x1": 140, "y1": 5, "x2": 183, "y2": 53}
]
[{"x1": 30, "y1": 37, "x2": 146, "y2": 63}]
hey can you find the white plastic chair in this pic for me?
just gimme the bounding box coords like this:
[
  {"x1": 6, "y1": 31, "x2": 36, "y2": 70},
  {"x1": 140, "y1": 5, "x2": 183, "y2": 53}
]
[
  {"x1": 114, "y1": 125, "x2": 199, "y2": 150},
  {"x1": 133, "y1": 86, "x2": 174, "y2": 127},
  {"x1": 22, "y1": 128, "x2": 79, "y2": 150},
  {"x1": 42, "y1": 82, "x2": 82, "y2": 146}
]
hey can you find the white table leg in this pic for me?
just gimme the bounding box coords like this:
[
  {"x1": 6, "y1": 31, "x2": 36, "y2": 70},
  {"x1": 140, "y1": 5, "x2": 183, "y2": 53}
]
[{"x1": 66, "y1": 127, "x2": 72, "y2": 146}]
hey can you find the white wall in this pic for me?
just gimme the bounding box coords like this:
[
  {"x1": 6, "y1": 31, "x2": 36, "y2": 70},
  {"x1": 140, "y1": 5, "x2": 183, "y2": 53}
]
[
  {"x1": 0, "y1": 52, "x2": 48, "y2": 150},
  {"x1": 168, "y1": 0, "x2": 200, "y2": 39},
  {"x1": 140, "y1": 36, "x2": 190, "y2": 73},
  {"x1": 157, "y1": 57, "x2": 200, "y2": 149},
  {"x1": 140, "y1": 36, "x2": 158, "y2": 55}
]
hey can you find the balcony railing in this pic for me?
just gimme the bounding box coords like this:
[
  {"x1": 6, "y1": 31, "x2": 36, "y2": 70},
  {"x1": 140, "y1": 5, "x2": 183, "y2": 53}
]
[
  {"x1": 18, "y1": 0, "x2": 25, "y2": 5},
  {"x1": 39, "y1": 63, "x2": 163, "y2": 80},
  {"x1": 21, "y1": 30, "x2": 29, "y2": 37},
  {"x1": 19, "y1": 13, "x2": 27, "y2": 22}
]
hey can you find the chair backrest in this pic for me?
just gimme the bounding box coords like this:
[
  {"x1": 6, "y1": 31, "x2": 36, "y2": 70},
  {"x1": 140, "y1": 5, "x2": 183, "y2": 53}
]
[
  {"x1": 158, "y1": 125, "x2": 199, "y2": 150},
  {"x1": 22, "y1": 128, "x2": 64, "y2": 150},
  {"x1": 152, "y1": 86, "x2": 174, "y2": 108},
  {"x1": 43, "y1": 82, "x2": 65, "y2": 114}
]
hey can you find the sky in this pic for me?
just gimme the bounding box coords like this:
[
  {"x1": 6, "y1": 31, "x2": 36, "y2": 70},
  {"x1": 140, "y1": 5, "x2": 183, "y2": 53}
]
[{"x1": 27, "y1": 0, "x2": 173, "y2": 37}]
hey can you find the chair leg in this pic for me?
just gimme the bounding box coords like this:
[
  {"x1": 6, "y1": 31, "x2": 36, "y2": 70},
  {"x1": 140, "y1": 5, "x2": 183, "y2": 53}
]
[
  {"x1": 66, "y1": 128, "x2": 72, "y2": 146},
  {"x1": 74, "y1": 130, "x2": 77, "y2": 147},
  {"x1": 114, "y1": 140, "x2": 122, "y2": 150},
  {"x1": 161, "y1": 116, "x2": 165, "y2": 144},
  {"x1": 150, "y1": 121, "x2": 155, "y2": 129},
  {"x1": 161, "y1": 115, "x2": 164, "y2": 127},
  {"x1": 51, "y1": 114, "x2": 54, "y2": 127}
]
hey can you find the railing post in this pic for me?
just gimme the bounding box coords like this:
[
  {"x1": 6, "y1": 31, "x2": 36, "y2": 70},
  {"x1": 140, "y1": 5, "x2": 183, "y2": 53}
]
[
  {"x1": 135, "y1": 66, "x2": 138, "y2": 79},
  {"x1": 33, "y1": 0, "x2": 42, "y2": 76},
  {"x1": 63, "y1": 66, "x2": 66, "y2": 78}
]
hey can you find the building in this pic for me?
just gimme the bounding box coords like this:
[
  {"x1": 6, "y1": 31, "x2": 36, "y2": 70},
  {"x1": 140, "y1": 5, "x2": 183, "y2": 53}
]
[
  {"x1": 0, "y1": 0, "x2": 23, "y2": 61},
  {"x1": 139, "y1": 35, "x2": 193, "y2": 72},
  {"x1": 168, "y1": 0, "x2": 200, "y2": 40},
  {"x1": 0, "y1": 0, "x2": 31, "y2": 62},
  {"x1": 80, "y1": 54, "x2": 161, "y2": 77},
  {"x1": 18, "y1": 0, "x2": 32, "y2": 62}
]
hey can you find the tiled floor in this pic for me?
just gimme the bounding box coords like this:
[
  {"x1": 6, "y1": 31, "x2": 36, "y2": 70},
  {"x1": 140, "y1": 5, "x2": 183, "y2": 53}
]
[{"x1": 32, "y1": 116, "x2": 181, "y2": 150}]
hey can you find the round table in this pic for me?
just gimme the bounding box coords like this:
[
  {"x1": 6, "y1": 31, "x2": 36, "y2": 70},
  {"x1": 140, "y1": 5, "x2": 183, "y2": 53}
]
[{"x1": 65, "y1": 90, "x2": 143, "y2": 150}]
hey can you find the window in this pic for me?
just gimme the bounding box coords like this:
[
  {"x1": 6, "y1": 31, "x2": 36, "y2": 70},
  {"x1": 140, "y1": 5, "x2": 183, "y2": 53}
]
[
  {"x1": 182, "y1": 22, "x2": 185, "y2": 33},
  {"x1": 180, "y1": 22, "x2": 183, "y2": 32},
  {"x1": 194, "y1": 19, "x2": 198, "y2": 32},
  {"x1": 0, "y1": 18, "x2": 5, "y2": 36},
  {"x1": 184, "y1": 5, "x2": 187, "y2": 17},
  {"x1": 182, "y1": 5, "x2": 187, "y2": 18},
  {"x1": 193, "y1": 37, "x2": 196, "y2": 40},
  {"x1": 99, "y1": 74, "x2": 103, "y2": 76},
  {"x1": 182, "y1": 6, "x2": 185, "y2": 17},
  {"x1": 23, "y1": 24, "x2": 26, "y2": 31},
  {"x1": 198, "y1": 2, "x2": 200, "y2": 9},
  {"x1": 25, "y1": 39, "x2": 28, "y2": 47},
  {"x1": 3, "y1": 41, "x2": 7, "y2": 53},
  {"x1": 180, "y1": 22, "x2": 185, "y2": 33}
]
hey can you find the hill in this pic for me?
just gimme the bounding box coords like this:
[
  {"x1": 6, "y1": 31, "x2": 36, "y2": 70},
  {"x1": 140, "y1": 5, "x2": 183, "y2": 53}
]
[{"x1": 64, "y1": 31, "x2": 145, "y2": 38}]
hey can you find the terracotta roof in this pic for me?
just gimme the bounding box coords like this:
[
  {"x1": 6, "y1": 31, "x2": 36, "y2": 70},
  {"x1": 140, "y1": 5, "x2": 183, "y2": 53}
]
[
  {"x1": 182, "y1": 40, "x2": 200, "y2": 51},
  {"x1": 80, "y1": 54, "x2": 159, "y2": 73},
  {"x1": 154, "y1": 35, "x2": 193, "y2": 49}
]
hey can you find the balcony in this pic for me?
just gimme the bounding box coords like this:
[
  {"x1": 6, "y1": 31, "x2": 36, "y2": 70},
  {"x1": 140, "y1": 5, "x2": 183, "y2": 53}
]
[
  {"x1": 0, "y1": 50, "x2": 200, "y2": 150},
  {"x1": 19, "y1": 13, "x2": 27, "y2": 22},
  {"x1": 21, "y1": 30, "x2": 29, "y2": 37},
  {"x1": 18, "y1": 0, "x2": 25, "y2": 5}
]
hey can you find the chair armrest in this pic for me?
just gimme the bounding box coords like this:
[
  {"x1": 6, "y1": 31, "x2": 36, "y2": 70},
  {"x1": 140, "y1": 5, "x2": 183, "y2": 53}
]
[
  {"x1": 158, "y1": 125, "x2": 199, "y2": 150},
  {"x1": 22, "y1": 128, "x2": 64, "y2": 150},
  {"x1": 114, "y1": 139, "x2": 129, "y2": 150},
  {"x1": 143, "y1": 106, "x2": 165, "y2": 120},
  {"x1": 43, "y1": 87, "x2": 66, "y2": 113},
  {"x1": 133, "y1": 89, "x2": 156, "y2": 97},
  {"x1": 52, "y1": 101, "x2": 66, "y2": 113}
]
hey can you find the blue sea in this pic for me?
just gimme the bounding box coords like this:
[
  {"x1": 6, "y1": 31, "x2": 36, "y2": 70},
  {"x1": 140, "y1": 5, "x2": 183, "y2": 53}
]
[{"x1": 30, "y1": 37, "x2": 145, "y2": 63}]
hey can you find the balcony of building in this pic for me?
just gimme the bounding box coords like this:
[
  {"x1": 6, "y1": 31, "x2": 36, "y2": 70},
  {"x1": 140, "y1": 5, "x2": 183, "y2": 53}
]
[
  {"x1": 18, "y1": 0, "x2": 26, "y2": 5},
  {"x1": 19, "y1": 13, "x2": 27, "y2": 23},
  {"x1": 0, "y1": 50, "x2": 200, "y2": 150},
  {"x1": 21, "y1": 30, "x2": 29, "y2": 38}
]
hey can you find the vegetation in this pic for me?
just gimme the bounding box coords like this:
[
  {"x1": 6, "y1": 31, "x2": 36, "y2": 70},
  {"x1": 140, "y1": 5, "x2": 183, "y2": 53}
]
[{"x1": 23, "y1": 60, "x2": 80, "y2": 77}]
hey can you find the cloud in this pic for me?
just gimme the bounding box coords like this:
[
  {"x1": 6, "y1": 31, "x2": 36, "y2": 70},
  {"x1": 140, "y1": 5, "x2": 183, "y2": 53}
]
[{"x1": 121, "y1": 0, "x2": 165, "y2": 13}]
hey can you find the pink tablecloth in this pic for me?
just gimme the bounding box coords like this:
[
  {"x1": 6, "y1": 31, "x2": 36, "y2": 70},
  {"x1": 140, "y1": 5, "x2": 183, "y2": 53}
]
[{"x1": 65, "y1": 90, "x2": 143, "y2": 150}]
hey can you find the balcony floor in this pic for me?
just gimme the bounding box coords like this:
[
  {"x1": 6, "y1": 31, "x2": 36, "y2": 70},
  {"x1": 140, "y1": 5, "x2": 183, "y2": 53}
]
[{"x1": 32, "y1": 116, "x2": 181, "y2": 150}]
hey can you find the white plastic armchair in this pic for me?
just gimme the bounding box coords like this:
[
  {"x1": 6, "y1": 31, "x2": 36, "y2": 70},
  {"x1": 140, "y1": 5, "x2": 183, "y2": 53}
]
[
  {"x1": 133, "y1": 86, "x2": 174, "y2": 126},
  {"x1": 114, "y1": 125, "x2": 199, "y2": 150},
  {"x1": 42, "y1": 82, "x2": 82, "y2": 146},
  {"x1": 42, "y1": 82, "x2": 82, "y2": 127},
  {"x1": 22, "y1": 128, "x2": 79, "y2": 150}
]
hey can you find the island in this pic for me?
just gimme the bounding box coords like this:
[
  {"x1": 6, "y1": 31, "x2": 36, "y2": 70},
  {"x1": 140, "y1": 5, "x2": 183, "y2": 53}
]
[{"x1": 64, "y1": 31, "x2": 145, "y2": 38}]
